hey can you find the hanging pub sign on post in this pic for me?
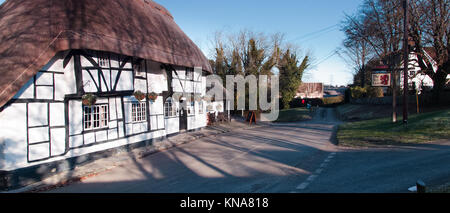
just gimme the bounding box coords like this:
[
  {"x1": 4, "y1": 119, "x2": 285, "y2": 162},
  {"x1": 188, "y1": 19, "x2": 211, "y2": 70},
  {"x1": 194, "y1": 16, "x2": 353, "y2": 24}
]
[
  {"x1": 372, "y1": 65, "x2": 391, "y2": 87},
  {"x1": 372, "y1": 73, "x2": 391, "y2": 87}
]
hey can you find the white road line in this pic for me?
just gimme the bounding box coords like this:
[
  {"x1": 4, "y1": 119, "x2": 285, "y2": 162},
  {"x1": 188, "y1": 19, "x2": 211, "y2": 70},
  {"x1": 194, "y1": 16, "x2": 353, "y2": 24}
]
[
  {"x1": 296, "y1": 182, "x2": 310, "y2": 190},
  {"x1": 294, "y1": 153, "x2": 336, "y2": 191},
  {"x1": 408, "y1": 186, "x2": 417, "y2": 192},
  {"x1": 307, "y1": 175, "x2": 318, "y2": 182}
]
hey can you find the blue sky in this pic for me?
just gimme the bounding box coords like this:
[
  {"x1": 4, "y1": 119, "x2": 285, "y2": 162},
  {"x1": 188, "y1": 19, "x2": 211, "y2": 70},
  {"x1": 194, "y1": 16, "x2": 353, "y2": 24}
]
[
  {"x1": 157, "y1": 0, "x2": 363, "y2": 86},
  {"x1": 0, "y1": 0, "x2": 362, "y2": 85}
]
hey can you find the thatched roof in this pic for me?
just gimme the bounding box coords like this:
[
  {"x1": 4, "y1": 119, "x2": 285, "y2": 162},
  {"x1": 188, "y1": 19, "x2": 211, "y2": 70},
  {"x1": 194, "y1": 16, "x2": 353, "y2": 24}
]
[{"x1": 0, "y1": 0, "x2": 212, "y2": 108}]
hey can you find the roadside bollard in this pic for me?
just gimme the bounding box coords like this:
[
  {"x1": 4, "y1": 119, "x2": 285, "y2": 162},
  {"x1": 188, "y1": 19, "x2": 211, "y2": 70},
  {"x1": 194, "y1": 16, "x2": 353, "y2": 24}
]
[{"x1": 416, "y1": 180, "x2": 426, "y2": 193}]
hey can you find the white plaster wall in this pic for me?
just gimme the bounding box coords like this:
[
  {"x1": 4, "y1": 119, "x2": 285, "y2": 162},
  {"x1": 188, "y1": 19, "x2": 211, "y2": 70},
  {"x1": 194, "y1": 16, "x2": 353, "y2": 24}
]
[
  {"x1": 35, "y1": 72, "x2": 53, "y2": 86},
  {"x1": 82, "y1": 69, "x2": 98, "y2": 93},
  {"x1": 201, "y1": 77, "x2": 206, "y2": 96},
  {"x1": 55, "y1": 57, "x2": 77, "y2": 101},
  {"x1": 135, "y1": 78, "x2": 147, "y2": 92},
  {"x1": 28, "y1": 103, "x2": 48, "y2": 127},
  {"x1": 172, "y1": 78, "x2": 183, "y2": 93},
  {"x1": 165, "y1": 117, "x2": 179, "y2": 135},
  {"x1": 116, "y1": 71, "x2": 134, "y2": 91},
  {"x1": 28, "y1": 127, "x2": 48, "y2": 144},
  {"x1": 80, "y1": 55, "x2": 93, "y2": 67},
  {"x1": 148, "y1": 73, "x2": 167, "y2": 93},
  {"x1": 41, "y1": 52, "x2": 66, "y2": 72},
  {"x1": 150, "y1": 96, "x2": 164, "y2": 131},
  {"x1": 196, "y1": 101, "x2": 207, "y2": 128},
  {"x1": 12, "y1": 78, "x2": 34, "y2": 99},
  {"x1": 50, "y1": 128, "x2": 66, "y2": 156},
  {"x1": 35, "y1": 86, "x2": 54, "y2": 100},
  {"x1": 28, "y1": 143, "x2": 49, "y2": 162},
  {"x1": 146, "y1": 60, "x2": 168, "y2": 93},
  {"x1": 69, "y1": 100, "x2": 83, "y2": 135},
  {"x1": 165, "y1": 101, "x2": 180, "y2": 135},
  {"x1": 101, "y1": 69, "x2": 112, "y2": 92},
  {"x1": 0, "y1": 103, "x2": 28, "y2": 170},
  {"x1": 187, "y1": 101, "x2": 207, "y2": 130}
]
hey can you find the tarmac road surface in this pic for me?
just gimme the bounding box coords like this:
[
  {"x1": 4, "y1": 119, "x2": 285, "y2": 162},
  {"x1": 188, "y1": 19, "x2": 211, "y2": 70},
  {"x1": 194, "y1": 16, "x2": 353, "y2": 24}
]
[{"x1": 48, "y1": 108, "x2": 450, "y2": 193}]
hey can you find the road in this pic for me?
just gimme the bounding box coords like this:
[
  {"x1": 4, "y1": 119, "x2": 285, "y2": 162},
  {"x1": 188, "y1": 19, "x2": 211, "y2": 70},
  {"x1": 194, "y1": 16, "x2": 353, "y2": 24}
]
[{"x1": 48, "y1": 108, "x2": 450, "y2": 193}]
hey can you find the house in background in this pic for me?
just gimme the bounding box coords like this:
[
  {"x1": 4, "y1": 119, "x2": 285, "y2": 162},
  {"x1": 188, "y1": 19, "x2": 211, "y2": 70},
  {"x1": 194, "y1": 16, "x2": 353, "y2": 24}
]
[
  {"x1": 399, "y1": 48, "x2": 441, "y2": 93},
  {"x1": 0, "y1": 0, "x2": 215, "y2": 190},
  {"x1": 296, "y1": 83, "x2": 324, "y2": 99}
]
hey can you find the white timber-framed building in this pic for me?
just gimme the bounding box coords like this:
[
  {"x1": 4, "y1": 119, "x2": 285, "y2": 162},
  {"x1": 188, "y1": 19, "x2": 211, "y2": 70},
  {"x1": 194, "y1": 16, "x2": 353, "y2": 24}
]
[{"x1": 0, "y1": 0, "x2": 224, "y2": 190}]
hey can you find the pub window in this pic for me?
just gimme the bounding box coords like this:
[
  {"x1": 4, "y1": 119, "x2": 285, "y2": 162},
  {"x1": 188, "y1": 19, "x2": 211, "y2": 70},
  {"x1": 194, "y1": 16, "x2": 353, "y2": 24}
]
[
  {"x1": 187, "y1": 101, "x2": 195, "y2": 115},
  {"x1": 164, "y1": 98, "x2": 177, "y2": 117},
  {"x1": 83, "y1": 104, "x2": 109, "y2": 130},
  {"x1": 131, "y1": 102, "x2": 147, "y2": 122},
  {"x1": 134, "y1": 60, "x2": 146, "y2": 78},
  {"x1": 198, "y1": 101, "x2": 204, "y2": 114},
  {"x1": 186, "y1": 68, "x2": 194, "y2": 80},
  {"x1": 97, "y1": 52, "x2": 110, "y2": 68}
]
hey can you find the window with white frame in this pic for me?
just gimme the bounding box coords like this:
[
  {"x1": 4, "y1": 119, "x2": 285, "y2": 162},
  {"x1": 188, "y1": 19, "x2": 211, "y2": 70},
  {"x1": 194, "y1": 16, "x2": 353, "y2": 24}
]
[
  {"x1": 83, "y1": 104, "x2": 109, "y2": 130},
  {"x1": 131, "y1": 102, "x2": 147, "y2": 123},
  {"x1": 97, "y1": 52, "x2": 109, "y2": 68},
  {"x1": 164, "y1": 98, "x2": 177, "y2": 117},
  {"x1": 185, "y1": 68, "x2": 194, "y2": 80}
]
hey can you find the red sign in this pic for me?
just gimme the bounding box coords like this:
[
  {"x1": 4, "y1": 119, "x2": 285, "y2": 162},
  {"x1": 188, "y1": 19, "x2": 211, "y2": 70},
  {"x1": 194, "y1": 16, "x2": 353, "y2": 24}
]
[
  {"x1": 373, "y1": 65, "x2": 389, "y2": 71},
  {"x1": 372, "y1": 73, "x2": 391, "y2": 87}
]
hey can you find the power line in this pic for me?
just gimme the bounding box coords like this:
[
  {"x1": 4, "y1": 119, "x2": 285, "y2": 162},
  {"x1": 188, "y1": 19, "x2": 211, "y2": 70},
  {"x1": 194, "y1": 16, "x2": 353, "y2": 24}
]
[
  {"x1": 312, "y1": 49, "x2": 339, "y2": 67},
  {"x1": 289, "y1": 24, "x2": 340, "y2": 42}
]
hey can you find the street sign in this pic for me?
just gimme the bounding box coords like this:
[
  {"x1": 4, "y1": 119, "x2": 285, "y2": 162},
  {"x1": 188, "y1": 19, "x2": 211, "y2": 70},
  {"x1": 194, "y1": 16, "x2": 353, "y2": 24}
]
[{"x1": 372, "y1": 73, "x2": 391, "y2": 87}]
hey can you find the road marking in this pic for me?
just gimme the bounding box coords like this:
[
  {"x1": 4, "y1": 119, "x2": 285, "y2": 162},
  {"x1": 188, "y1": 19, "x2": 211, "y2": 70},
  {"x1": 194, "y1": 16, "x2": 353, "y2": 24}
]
[
  {"x1": 307, "y1": 175, "x2": 318, "y2": 181},
  {"x1": 408, "y1": 186, "x2": 417, "y2": 192},
  {"x1": 294, "y1": 152, "x2": 336, "y2": 192},
  {"x1": 296, "y1": 182, "x2": 309, "y2": 190}
]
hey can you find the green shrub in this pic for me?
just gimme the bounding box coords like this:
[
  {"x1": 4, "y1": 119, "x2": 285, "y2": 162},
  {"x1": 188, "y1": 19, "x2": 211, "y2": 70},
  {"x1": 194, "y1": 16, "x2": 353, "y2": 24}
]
[
  {"x1": 366, "y1": 86, "x2": 384, "y2": 98},
  {"x1": 350, "y1": 86, "x2": 367, "y2": 99},
  {"x1": 322, "y1": 96, "x2": 344, "y2": 105},
  {"x1": 350, "y1": 86, "x2": 384, "y2": 99}
]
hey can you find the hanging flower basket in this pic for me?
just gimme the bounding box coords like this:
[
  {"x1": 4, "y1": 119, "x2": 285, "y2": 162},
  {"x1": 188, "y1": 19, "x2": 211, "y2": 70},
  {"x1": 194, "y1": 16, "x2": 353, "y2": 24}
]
[
  {"x1": 82, "y1": 94, "x2": 97, "y2": 106},
  {"x1": 203, "y1": 96, "x2": 212, "y2": 102},
  {"x1": 147, "y1": 92, "x2": 158, "y2": 102},
  {"x1": 216, "y1": 104, "x2": 223, "y2": 111},
  {"x1": 206, "y1": 105, "x2": 213, "y2": 112},
  {"x1": 133, "y1": 90, "x2": 146, "y2": 101}
]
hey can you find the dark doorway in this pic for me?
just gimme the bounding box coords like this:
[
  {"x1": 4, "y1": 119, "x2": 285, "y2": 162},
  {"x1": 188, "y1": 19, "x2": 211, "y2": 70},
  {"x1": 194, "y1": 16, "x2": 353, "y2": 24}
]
[{"x1": 179, "y1": 100, "x2": 187, "y2": 131}]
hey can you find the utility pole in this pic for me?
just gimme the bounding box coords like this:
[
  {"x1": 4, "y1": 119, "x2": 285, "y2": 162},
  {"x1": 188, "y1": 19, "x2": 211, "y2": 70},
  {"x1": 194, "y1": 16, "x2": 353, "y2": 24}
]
[{"x1": 403, "y1": 0, "x2": 409, "y2": 125}]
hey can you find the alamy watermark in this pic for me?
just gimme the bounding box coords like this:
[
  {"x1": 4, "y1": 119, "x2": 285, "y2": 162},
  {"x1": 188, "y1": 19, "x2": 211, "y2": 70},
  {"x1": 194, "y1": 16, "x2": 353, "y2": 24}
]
[{"x1": 173, "y1": 67, "x2": 280, "y2": 121}]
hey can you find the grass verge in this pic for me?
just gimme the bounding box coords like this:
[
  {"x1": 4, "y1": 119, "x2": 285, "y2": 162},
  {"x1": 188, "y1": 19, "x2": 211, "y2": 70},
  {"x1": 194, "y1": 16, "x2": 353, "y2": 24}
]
[
  {"x1": 428, "y1": 182, "x2": 450, "y2": 193},
  {"x1": 337, "y1": 109, "x2": 450, "y2": 147},
  {"x1": 274, "y1": 107, "x2": 313, "y2": 123}
]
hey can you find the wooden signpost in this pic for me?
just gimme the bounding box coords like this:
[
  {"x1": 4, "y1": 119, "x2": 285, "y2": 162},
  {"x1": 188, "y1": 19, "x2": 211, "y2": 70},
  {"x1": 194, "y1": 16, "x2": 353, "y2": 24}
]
[{"x1": 246, "y1": 111, "x2": 256, "y2": 125}]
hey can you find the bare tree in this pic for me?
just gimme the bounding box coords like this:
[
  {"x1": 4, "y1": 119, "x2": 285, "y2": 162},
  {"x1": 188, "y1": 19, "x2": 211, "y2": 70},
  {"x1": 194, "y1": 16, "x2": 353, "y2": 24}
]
[
  {"x1": 342, "y1": 0, "x2": 405, "y2": 122},
  {"x1": 409, "y1": 0, "x2": 449, "y2": 101}
]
